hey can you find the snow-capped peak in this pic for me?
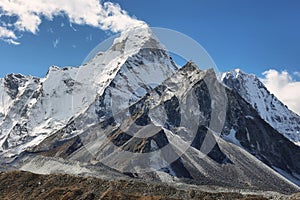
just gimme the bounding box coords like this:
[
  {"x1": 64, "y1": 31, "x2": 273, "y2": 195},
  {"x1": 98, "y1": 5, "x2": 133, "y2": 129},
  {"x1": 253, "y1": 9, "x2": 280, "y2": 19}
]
[
  {"x1": 0, "y1": 26, "x2": 177, "y2": 157},
  {"x1": 222, "y1": 69, "x2": 300, "y2": 144},
  {"x1": 222, "y1": 68, "x2": 256, "y2": 81},
  {"x1": 71, "y1": 26, "x2": 176, "y2": 117},
  {"x1": 112, "y1": 26, "x2": 153, "y2": 53}
]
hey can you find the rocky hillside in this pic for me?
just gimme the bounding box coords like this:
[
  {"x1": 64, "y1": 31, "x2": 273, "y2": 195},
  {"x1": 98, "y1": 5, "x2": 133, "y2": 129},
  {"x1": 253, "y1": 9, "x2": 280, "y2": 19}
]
[{"x1": 1, "y1": 171, "x2": 298, "y2": 200}]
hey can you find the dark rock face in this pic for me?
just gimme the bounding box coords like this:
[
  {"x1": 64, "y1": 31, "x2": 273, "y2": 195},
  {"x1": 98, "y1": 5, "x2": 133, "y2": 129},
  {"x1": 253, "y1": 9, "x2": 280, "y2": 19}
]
[
  {"x1": 224, "y1": 89, "x2": 300, "y2": 184},
  {"x1": 222, "y1": 69, "x2": 300, "y2": 144},
  {"x1": 4, "y1": 74, "x2": 26, "y2": 99},
  {"x1": 164, "y1": 96, "x2": 181, "y2": 128},
  {"x1": 192, "y1": 126, "x2": 231, "y2": 164},
  {"x1": 163, "y1": 158, "x2": 193, "y2": 179}
]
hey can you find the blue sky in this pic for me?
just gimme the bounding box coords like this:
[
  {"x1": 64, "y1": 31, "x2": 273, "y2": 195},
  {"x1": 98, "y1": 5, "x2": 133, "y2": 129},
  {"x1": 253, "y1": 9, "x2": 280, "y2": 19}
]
[{"x1": 0, "y1": 0, "x2": 300, "y2": 79}]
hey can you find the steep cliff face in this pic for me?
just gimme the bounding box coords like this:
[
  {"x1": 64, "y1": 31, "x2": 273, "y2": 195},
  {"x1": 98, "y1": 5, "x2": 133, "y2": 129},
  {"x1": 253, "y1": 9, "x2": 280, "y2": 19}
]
[{"x1": 222, "y1": 69, "x2": 300, "y2": 145}]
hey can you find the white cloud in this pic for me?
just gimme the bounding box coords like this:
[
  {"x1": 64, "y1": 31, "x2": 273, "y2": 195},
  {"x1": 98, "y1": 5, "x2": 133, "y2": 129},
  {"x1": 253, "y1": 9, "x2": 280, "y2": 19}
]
[
  {"x1": 0, "y1": 27, "x2": 20, "y2": 44},
  {"x1": 262, "y1": 69, "x2": 300, "y2": 115},
  {"x1": 0, "y1": 27, "x2": 17, "y2": 38},
  {"x1": 0, "y1": 26, "x2": 17, "y2": 39},
  {"x1": 0, "y1": 0, "x2": 146, "y2": 44}
]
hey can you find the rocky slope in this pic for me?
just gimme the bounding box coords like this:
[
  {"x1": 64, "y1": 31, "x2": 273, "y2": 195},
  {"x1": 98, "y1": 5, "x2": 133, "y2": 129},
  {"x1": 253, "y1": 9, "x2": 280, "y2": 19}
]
[
  {"x1": 221, "y1": 69, "x2": 300, "y2": 145},
  {"x1": 1, "y1": 171, "x2": 297, "y2": 200}
]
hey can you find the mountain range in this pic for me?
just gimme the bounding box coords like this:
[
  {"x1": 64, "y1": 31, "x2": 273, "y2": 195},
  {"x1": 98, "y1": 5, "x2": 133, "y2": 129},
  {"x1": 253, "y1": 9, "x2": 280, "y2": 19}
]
[{"x1": 1, "y1": 27, "x2": 300, "y2": 198}]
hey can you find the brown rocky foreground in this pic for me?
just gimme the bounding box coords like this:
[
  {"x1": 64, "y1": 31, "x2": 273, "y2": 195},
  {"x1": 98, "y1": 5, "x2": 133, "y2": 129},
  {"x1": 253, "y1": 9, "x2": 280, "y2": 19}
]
[{"x1": 0, "y1": 171, "x2": 299, "y2": 200}]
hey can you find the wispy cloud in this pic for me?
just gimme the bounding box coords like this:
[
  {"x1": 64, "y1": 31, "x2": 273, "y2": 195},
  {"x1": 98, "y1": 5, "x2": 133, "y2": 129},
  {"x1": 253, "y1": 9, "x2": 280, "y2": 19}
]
[
  {"x1": 261, "y1": 69, "x2": 300, "y2": 115},
  {"x1": 53, "y1": 38, "x2": 60, "y2": 48},
  {"x1": 5, "y1": 38, "x2": 21, "y2": 45},
  {"x1": 69, "y1": 23, "x2": 78, "y2": 32},
  {"x1": 293, "y1": 71, "x2": 300, "y2": 78},
  {"x1": 86, "y1": 34, "x2": 93, "y2": 42},
  {"x1": 0, "y1": 0, "x2": 146, "y2": 44},
  {"x1": 0, "y1": 27, "x2": 20, "y2": 45},
  {"x1": 47, "y1": 28, "x2": 54, "y2": 34}
]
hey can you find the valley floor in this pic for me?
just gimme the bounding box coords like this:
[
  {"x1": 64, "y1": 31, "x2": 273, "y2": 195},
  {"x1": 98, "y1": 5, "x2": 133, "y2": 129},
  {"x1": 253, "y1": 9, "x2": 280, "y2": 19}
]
[{"x1": 0, "y1": 171, "x2": 298, "y2": 200}]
